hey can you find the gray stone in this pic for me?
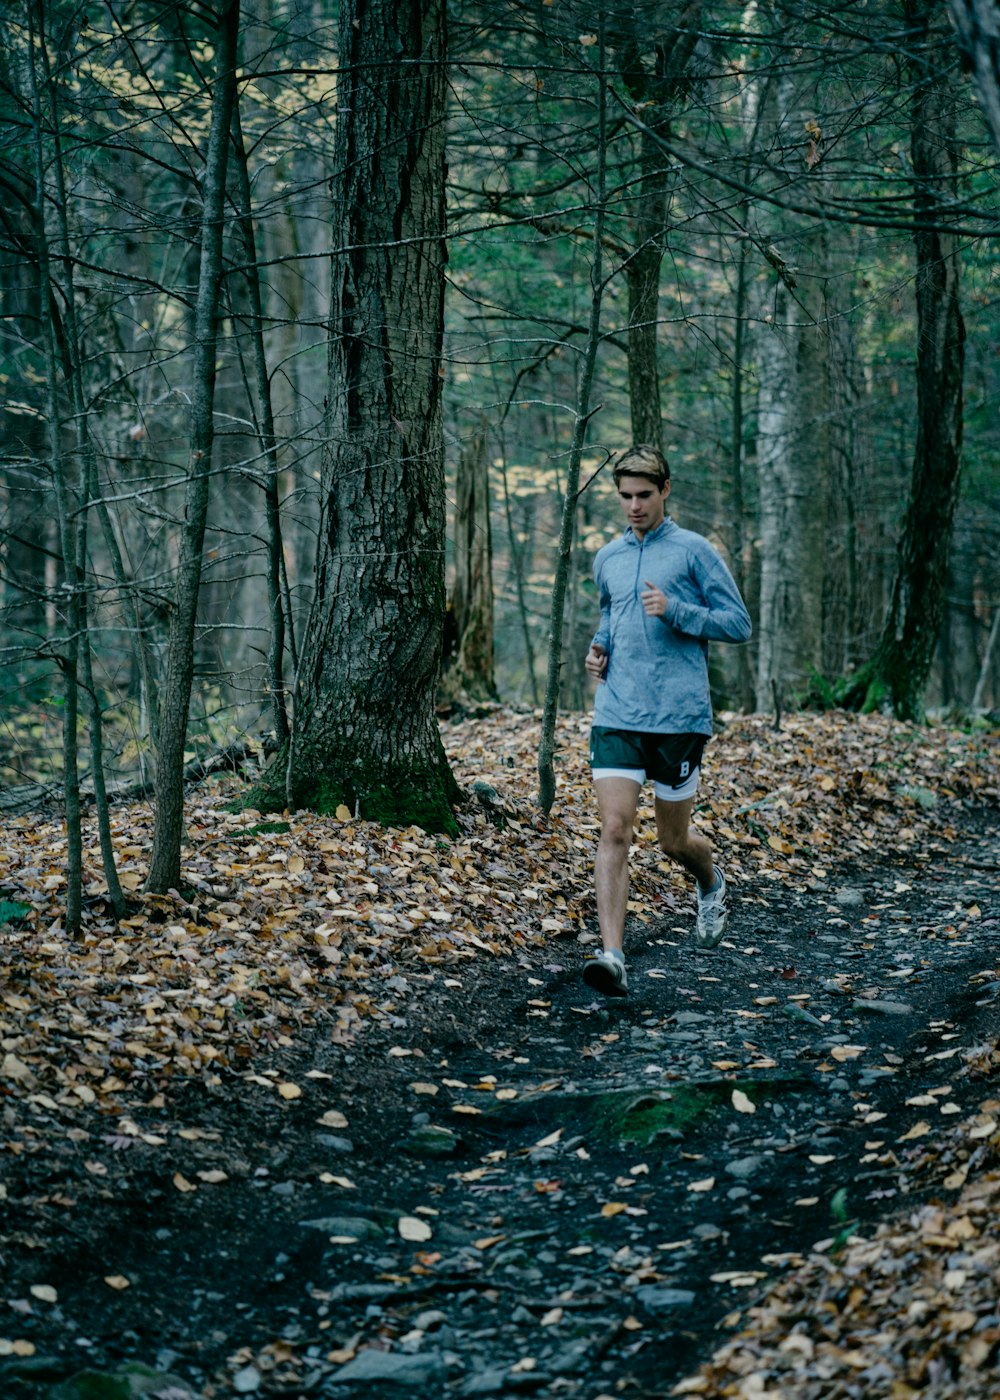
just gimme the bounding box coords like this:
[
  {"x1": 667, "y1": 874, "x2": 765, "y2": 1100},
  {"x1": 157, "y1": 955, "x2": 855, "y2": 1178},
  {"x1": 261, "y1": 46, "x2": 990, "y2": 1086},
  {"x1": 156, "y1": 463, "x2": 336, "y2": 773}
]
[
  {"x1": 315, "y1": 1133, "x2": 355, "y2": 1153},
  {"x1": 851, "y1": 999, "x2": 913, "y2": 1016},
  {"x1": 298, "y1": 1215, "x2": 383, "y2": 1239},
  {"x1": 412, "y1": 1310, "x2": 448, "y2": 1332},
  {"x1": 461, "y1": 1367, "x2": 511, "y2": 1396},
  {"x1": 634, "y1": 1285, "x2": 696, "y2": 1310},
  {"x1": 725, "y1": 1155, "x2": 764, "y2": 1180},
  {"x1": 328, "y1": 1350, "x2": 448, "y2": 1387},
  {"x1": 835, "y1": 888, "x2": 865, "y2": 907},
  {"x1": 671, "y1": 1011, "x2": 713, "y2": 1026}
]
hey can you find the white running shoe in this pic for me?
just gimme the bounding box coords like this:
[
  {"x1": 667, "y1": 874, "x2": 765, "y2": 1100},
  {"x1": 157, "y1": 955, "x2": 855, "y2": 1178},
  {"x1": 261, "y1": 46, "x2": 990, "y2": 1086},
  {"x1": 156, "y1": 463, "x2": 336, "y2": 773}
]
[
  {"x1": 583, "y1": 949, "x2": 628, "y2": 997},
  {"x1": 695, "y1": 867, "x2": 730, "y2": 949}
]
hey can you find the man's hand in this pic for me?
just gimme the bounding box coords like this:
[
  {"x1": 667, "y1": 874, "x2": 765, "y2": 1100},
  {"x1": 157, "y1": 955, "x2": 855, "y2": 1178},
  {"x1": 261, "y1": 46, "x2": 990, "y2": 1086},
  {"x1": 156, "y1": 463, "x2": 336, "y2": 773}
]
[
  {"x1": 585, "y1": 643, "x2": 608, "y2": 681},
  {"x1": 641, "y1": 579, "x2": 668, "y2": 617}
]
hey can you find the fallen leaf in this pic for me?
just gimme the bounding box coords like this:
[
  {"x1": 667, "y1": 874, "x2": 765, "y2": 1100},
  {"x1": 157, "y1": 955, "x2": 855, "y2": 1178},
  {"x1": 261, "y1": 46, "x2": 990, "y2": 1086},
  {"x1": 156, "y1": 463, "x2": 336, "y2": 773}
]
[
  {"x1": 173, "y1": 1173, "x2": 197, "y2": 1192},
  {"x1": 277, "y1": 1082, "x2": 302, "y2": 1100},
  {"x1": 29, "y1": 1285, "x2": 57, "y2": 1303},
  {"x1": 688, "y1": 1177, "x2": 715, "y2": 1192},
  {"x1": 317, "y1": 1110, "x2": 348, "y2": 1128},
  {"x1": 398, "y1": 1216, "x2": 432, "y2": 1242},
  {"x1": 731, "y1": 1089, "x2": 756, "y2": 1114},
  {"x1": 104, "y1": 1276, "x2": 131, "y2": 1290}
]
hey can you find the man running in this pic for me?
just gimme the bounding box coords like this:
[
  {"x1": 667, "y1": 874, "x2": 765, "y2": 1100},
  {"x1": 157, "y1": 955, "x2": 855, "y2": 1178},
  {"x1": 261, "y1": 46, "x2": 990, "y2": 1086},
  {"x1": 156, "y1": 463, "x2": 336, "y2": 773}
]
[{"x1": 583, "y1": 444, "x2": 751, "y2": 997}]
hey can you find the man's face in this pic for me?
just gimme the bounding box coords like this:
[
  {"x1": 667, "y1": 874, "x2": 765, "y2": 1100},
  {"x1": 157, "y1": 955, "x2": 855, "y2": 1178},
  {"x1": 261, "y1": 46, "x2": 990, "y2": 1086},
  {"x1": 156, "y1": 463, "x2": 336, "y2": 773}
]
[{"x1": 617, "y1": 473, "x2": 670, "y2": 538}]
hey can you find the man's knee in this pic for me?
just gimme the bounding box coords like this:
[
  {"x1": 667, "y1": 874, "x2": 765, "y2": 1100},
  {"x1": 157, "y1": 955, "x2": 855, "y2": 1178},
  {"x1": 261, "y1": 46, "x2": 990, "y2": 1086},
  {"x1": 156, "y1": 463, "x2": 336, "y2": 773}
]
[
  {"x1": 600, "y1": 816, "x2": 634, "y2": 850},
  {"x1": 658, "y1": 824, "x2": 691, "y2": 859}
]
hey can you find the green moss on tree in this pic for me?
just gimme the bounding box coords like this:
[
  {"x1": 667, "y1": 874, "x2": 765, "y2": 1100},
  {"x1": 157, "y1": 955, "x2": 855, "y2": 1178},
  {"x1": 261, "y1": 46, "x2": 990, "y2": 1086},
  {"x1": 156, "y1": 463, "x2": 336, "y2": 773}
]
[{"x1": 242, "y1": 743, "x2": 459, "y2": 836}]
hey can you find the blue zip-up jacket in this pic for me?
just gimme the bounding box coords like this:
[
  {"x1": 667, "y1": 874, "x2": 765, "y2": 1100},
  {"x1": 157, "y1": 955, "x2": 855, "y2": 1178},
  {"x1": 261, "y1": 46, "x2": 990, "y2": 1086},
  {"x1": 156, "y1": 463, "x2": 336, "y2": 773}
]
[{"x1": 591, "y1": 517, "x2": 751, "y2": 735}]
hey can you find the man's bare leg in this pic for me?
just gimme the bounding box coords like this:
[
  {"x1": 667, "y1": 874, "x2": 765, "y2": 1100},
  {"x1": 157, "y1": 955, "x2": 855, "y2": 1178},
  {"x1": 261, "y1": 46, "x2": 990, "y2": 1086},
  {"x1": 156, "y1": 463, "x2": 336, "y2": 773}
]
[
  {"x1": 654, "y1": 795, "x2": 716, "y2": 893},
  {"x1": 594, "y1": 777, "x2": 641, "y2": 953}
]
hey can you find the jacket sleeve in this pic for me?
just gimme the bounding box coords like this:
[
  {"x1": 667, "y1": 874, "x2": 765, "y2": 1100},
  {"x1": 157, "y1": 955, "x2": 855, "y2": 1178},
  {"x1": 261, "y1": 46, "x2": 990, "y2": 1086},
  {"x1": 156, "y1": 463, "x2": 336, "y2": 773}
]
[
  {"x1": 665, "y1": 548, "x2": 752, "y2": 643},
  {"x1": 591, "y1": 556, "x2": 612, "y2": 652}
]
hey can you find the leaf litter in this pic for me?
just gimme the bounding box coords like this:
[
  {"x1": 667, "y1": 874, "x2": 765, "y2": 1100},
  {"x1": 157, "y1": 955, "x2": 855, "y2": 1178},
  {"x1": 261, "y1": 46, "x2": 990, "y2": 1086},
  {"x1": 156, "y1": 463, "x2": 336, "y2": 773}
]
[{"x1": 0, "y1": 709, "x2": 997, "y2": 1396}]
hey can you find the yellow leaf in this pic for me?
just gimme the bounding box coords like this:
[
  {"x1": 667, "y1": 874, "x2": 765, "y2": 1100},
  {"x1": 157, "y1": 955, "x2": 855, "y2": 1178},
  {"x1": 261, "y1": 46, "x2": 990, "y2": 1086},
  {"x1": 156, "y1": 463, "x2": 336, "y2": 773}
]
[
  {"x1": 688, "y1": 1177, "x2": 715, "y2": 1193},
  {"x1": 540, "y1": 1308, "x2": 563, "y2": 1326},
  {"x1": 196, "y1": 1170, "x2": 228, "y2": 1184},
  {"x1": 398, "y1": 1216, "x2": 432, "y2": 1242},
  {"x1": 277, "y1": 1082, "x2": 302, "y2": 1100},
  {"x1": 288, "y1": 855, "x2": 305, "y2": 874},
  {"x1": 1, "y1": 1053, "x2": 33, "y2": 1082},
  {"x1": 335, "y1": 804, "x2": 353, "y2": 821},
  {"x1": 409, "y1": 1082, "x2": 439, "y2": 1096},
  {"x1": 601, "y1": 1202, "x2": 627, "y2": 1217},
  {"x1": 104, "y1": 1276, "x2": 131, "y2": 1290},
  {"x1": 451, "y1": 1104, "x2": 481, "y2": 1115},
  {"x1": 173, "y1": 1172, "x2": 197, "y2": 1192},
  {"x1": 474, "y1": 1234, "x2": 506, "y2": 1250},
  {"x1": 831, "y1": 1045, "x2": 866, "y2": 1062},
  {"x1": 29, "y1": 1285, "x2": 57, "y2": 1303},
  {"x1": 317, "y1": 1110, "x2": 348, "y2": 1128},
  {"x1": 319, "y1": 1174, "x2": 356, "y2": 1189},
  {"x1": 898, "y1": 1121, "x2": 931, "y2": 1141},
  {"x1": 731, "y1": 1089, "x2": 756, "y2": 1114}
]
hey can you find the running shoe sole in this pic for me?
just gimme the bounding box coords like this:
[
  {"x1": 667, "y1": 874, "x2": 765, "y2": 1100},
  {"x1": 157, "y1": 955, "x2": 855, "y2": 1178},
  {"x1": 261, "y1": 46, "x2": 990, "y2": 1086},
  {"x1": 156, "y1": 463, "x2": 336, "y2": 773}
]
[{"x1": 583, "y1": 957, "x2": 628, "y2": 997}]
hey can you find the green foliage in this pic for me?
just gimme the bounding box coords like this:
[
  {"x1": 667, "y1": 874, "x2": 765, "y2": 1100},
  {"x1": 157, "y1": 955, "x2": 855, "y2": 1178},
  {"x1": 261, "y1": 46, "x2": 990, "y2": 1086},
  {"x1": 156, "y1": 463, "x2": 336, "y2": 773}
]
[{"x1": 0, "y1": 899, "x2": 33, "y2": 926}]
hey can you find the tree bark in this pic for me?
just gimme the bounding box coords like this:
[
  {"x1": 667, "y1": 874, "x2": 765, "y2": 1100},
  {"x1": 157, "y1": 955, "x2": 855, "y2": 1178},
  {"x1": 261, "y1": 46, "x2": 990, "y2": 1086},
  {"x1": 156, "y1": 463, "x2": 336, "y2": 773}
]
[
  {"x1": 276, "y1": 0, "x2": 459, "y2": 833},
  {"x1": 618, "y1": 6, "x2": 702, "y2": 450},
  {"x1": 538, "y1": 39, "x2": 608, "y2": 816},
  {"x1": 146, "y1": 0, "x2": 242, "y2": 891},
  {"x1": 860, "y1": 0, "x2": 965, "y2": 720},
  {"x1": 948, "y1": 0, "x2": 1000, "y2": 155},
  {"x1": 442, "y1": 426, "x2": 497, "y2": 703}
]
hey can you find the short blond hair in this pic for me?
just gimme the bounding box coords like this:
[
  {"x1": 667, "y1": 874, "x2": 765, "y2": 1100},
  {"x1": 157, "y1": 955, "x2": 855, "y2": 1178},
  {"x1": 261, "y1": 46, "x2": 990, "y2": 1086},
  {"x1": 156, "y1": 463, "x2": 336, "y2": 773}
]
[{"x1": 613, "y1": 444, "x2": 669, "y2": 488}]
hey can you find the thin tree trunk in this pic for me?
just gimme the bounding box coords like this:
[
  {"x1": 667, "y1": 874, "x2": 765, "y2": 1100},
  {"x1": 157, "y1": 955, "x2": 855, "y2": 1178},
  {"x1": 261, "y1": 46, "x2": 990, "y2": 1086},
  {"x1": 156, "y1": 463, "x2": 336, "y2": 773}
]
[
  {"x1": 971, "y1": 608, "x2": 1000, "y2": 710},
  {"x1": 230, "y1": 102, "x2": 290, "y2": 743},
  {"x1": 442, "y1": 426, "x2": 497, "y2": 703},
  {"x1": 28, "y1": 1, "x2": 83, "y2": 931},
  {"x1": 147, "y1": 0, "x2": 242, "y2": 892},
  {"x1": 538, "y1": 38, "x2": 608, "y2": 815},
  {"x1": 618, "y1": 6, "x2": 701, "y2": 450}
]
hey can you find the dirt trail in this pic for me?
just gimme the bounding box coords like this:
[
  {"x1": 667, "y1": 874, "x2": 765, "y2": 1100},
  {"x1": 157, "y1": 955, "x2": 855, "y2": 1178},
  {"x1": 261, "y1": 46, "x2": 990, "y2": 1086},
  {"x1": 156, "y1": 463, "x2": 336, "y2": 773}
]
[{"x1": 3, "y1": 805, "x2": 998, "y2": 1399}]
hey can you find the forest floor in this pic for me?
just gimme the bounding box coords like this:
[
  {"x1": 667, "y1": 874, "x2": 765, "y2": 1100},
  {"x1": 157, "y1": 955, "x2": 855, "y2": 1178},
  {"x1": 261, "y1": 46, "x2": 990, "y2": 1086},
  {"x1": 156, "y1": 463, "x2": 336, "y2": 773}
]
[{"x1": 1, "y1": 709, "x2": 999, "y2": 1400}]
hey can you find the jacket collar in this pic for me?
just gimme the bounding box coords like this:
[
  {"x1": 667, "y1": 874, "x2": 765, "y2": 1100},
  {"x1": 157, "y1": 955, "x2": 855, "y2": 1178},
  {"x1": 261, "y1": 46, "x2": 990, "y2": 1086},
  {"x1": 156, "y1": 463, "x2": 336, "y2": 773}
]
[{"x1": 624, "y1": 516, "x2": 674, "y2": 545}]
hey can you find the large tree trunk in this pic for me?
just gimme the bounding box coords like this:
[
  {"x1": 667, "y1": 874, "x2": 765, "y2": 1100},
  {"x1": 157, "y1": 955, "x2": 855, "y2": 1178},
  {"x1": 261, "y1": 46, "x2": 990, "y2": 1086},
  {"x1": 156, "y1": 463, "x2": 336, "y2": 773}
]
[
  {"x1": 859, "y1": 0, "x2": 965, "y2": 720},
  {"x1": 279, "y1": 0, "x2": 458, "y2": 833}
]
